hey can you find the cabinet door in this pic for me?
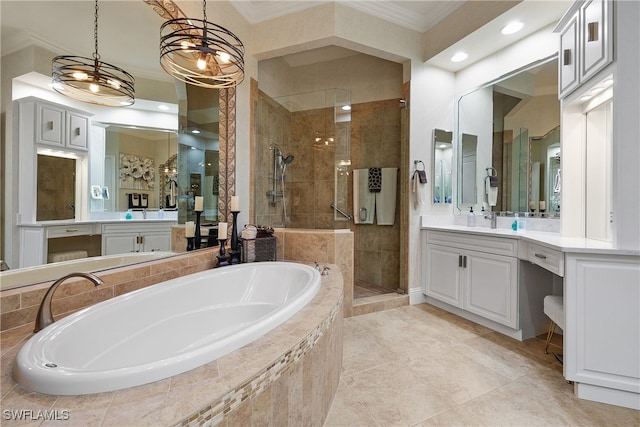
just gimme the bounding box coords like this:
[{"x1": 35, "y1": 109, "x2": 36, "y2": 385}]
[
  {"x1": 424, "y1": 244, "x2": 463, "y2": 308},
  {"x1": 565, "y1": 254, "x2": 640, "y2": 395},
  {"x1": 67, "y1": 113, "x2": 89, "y2": 151},
  {"x1": 36, "y1": 103, "x2": 65, "y2": 147},
  {"x1": 559, "y1": 13, "x2": 579, "y2": 98},
  {"x1": 102, "y1": 234, "x2": 137, "y2": 255},
  {"x1": 464, "y1": 251, "x2": 518, "y2": 328},
  {"x1": 580, "y1": 0, "x2": 613, "y2": 81},
  {"x1": 141, "y1": 232, "x2": 171, "y2": 253}
]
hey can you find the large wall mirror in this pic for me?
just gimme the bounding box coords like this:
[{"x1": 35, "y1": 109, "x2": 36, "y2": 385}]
[
  {"x1": 457, "y1": 56, "x2": 560, "y2": 216},
  {"x1": 91, "y1": 125, "x2": 178, "y2": 213}
]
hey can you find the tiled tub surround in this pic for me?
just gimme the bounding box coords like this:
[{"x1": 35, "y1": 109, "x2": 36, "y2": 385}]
[
  {"x1": 273, "y1": 228, "x2": 409, "y2": 317},
  {"x1": 1, "y1": 263, "x2": 344, "y2": 426}
]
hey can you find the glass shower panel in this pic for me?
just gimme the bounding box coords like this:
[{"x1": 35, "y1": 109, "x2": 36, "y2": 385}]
[
  {"x1": 333, "y1": 89, "x2": 351, "y2": 227},
  {"x1": 255, "y1": 89, "x2": 352, "y2": 229}
]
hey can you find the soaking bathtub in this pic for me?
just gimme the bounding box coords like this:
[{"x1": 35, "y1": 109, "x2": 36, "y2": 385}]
[{"x1": 14, "y1": 262, "x2": 321, "y2": 395}]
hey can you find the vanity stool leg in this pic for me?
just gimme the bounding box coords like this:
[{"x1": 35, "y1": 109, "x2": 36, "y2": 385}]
[{"x1": 544, "y1": 321, "x2": 556, "y2": 354}]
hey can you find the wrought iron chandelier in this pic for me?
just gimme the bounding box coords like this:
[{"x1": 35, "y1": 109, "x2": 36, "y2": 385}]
[
  {"x1": 51, "y1": 0, "x2": 135, "y2": 107},
  {"x1": 159, "y1": 0, "x2": 245, "y2": 89}
]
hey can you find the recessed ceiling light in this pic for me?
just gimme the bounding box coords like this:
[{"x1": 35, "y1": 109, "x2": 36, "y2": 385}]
[
  {"x1": 451, "y1": 52, "x2": 468, "y2": 63},
  {"x1": 158, "y1": 104, "x2": 170, "y2": 111},
  {"x1": 341, "y1": 105, "x2": 351, "y2": 111},
  {"x1": 501, "y1": 21, "x2": 524, "y2": 35},
  {"x1": 191, "y1": 129, "x2": 200, "y2": 134}
]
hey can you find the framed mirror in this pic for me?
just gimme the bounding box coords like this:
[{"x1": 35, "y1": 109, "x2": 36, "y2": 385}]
[
  {"x1": 457, "y1": 56, "x2": 559, "y2": 215},
  {"x1": 433, "y1": 129, "x2": 453, "y2": 204}
]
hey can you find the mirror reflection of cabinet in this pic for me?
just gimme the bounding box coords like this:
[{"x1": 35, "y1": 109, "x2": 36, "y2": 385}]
[
  {"x1": 433, "y1": 129, "x2": 453, "y2": 204},
  {"x1": 16, "y1": 97, "x2": 90, "y2": 224}
]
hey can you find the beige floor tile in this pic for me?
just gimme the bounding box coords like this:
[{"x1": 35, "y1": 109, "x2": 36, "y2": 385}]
[
  {"x1": 407, "y1": 345, "x2": 512, "y2": 404},
  {"x1": 323, "y1": 380, "x2": 381, "y2": 427},
  {"x1": 326, "y1": 304, "x2": 639, "y2": 427},
  {"x1": 414, "y1": 406, "x2": 487, "y2": 427},
  {"x1": 343, "y1": 361, "x2": 455, "y2": 426}
]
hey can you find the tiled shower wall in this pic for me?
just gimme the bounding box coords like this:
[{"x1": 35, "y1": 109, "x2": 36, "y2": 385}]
[
  {"x1": 255, "y1": 92, "x2": 350, "y2": 229},
  {"x1": 256, "y1": 92, "x2": 402, "y2": 293}
]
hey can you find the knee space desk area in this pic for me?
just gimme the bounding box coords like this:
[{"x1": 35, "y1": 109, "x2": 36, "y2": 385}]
[{"x1": 421, "y1": 221, "x2": 640, "y2": 410}]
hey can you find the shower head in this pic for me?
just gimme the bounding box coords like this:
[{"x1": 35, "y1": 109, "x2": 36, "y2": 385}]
[{"x1": 282, "y1": 154, "x2": 294, "y2": 165}]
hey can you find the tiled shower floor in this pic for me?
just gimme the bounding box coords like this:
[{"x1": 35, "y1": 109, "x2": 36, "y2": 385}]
[{"x1": 325, "y1": 304, "x2": 639, "y2": 426}]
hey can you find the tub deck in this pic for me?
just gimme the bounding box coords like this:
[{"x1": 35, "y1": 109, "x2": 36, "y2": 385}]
[{"x1": 1, "y1": 263, "x2": 344, "y2": 427}]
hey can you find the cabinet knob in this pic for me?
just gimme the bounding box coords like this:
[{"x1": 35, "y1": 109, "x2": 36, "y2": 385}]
[
  {"x1": 563, "y1": 49, "x2": 572, "y2": 66},
  {"x1": 534, "y1": 253, "x2": 547, "y2": 260},
  {"x1": 75, "y1": 127, "x2": 81, "y2": 136},
  {"x1": 47, "y1": 121, "x2": 54, "y2": 130}
]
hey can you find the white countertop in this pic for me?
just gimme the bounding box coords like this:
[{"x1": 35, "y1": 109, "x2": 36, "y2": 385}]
[
  {"x1": 19, "y1": 218, "x2": 177, "y2": 226},
  {"x1": 421, "y1": 223, "x2": 640, "y2": 256}
]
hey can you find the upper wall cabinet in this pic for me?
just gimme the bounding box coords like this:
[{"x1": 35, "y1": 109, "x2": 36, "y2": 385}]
[
  {"x1": 557, "y1": 0, "x2": 613, "y2": 98},
  {"x1": 36, "y1": 100, "x2": 90, "y2": 151}
]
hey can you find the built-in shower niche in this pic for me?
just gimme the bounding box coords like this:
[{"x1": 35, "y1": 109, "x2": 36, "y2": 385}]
[{"x1": 255, "y1": 89, "x2": 351, "y2": 229}]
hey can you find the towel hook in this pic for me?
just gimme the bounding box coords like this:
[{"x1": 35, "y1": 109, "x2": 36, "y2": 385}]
[{"x1": 414, "y1": 160, "x2": 426, "y2": 171}]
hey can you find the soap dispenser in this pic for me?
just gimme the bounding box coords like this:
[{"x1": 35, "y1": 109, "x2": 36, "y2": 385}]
[{"x1": 467, "y1": 207, "x2": 476, "y2": 227}]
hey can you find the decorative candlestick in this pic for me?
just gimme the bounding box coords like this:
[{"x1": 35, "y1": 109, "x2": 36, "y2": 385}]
[
  {"x1": 186, "y1": 237, "x2": 195, "y2": 251},
  {"x1": 185, "y1": 221, "x2": 195, "y2": 251},
  {"x1": 194, "y1": 210, "x2": 202, "y2": 249},
  {"x1": 229, "y1": 211, "x2": 241, "y2": 264},
  {"x1": 217, "y1": 239, "x2": 229, "y2": 266}
]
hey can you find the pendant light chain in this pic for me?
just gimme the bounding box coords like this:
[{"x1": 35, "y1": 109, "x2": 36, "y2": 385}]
[
  {"x1": 93, "y1": 0, "x2": 101, "y2": 61},
  {"x1": 202, "y1": 0, "x2": 208, "y2": 38}
]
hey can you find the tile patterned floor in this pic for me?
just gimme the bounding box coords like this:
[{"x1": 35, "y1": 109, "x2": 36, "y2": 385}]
[{"x1": 324, "y1": 304, "x2": 640, "y2": 426}]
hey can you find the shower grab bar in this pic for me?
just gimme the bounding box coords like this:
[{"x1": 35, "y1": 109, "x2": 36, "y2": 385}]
[{"x1": 330, "y1": 204, "x2": 353, "y2": 220}]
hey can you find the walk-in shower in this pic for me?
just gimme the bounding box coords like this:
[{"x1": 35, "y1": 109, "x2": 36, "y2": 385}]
[
  {"x1": 255, "y1": 88, "x2": 406, "y2": 300},
  {"x1": 255, "y1": 89, "x2": 351, "y2": 228}
]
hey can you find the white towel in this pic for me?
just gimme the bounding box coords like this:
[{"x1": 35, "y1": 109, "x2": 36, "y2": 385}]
[
  {"x1": 353, "y1": 169, "x2": 375, "y2": 224},
  {"x1": 412, "y1": 170, "x2": 427, "y2": 208},
  {"x1": 376, "y1": 168, "x2": 398, "y2": 225}
]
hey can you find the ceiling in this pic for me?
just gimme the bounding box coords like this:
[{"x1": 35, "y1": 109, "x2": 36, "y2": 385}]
[{"x1": 1, "y1": 1, "x2": 569, "y2": 81}]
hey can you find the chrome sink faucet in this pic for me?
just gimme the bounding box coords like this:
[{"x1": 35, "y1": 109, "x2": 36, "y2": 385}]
[
  {"x1": 34, "y1": 272, "x2": 104, "y2": 333},
  {"x1": 484, "y1": 211, "x2": 497, "y2": 229}
]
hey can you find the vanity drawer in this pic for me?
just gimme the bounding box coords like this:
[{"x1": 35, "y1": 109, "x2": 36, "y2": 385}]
[
  {"x1": 47, "y1": 224, "x2": 94, "y2": 238},
  {"x1": 426, "y1": 230, "x2": 518, "y2": 257},
  {"x1": 527, "y1": 242, "x2": 564, "y2": 277}
]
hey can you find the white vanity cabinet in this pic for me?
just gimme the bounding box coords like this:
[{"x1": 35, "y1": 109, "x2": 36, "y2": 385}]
[
  {"x1": 557, "y1": 0, "x2": 613, "y2": 98},
  {"x1": 101, "y1": 222, "x2": 172, "y2": 255},
  {"x1": 424, "y1": 231, "x2": 519, "y2": 329},
  {"x1": 35, "y1": 99, "x2": 90, "y2": 151},
  {"x1": 565, "y1": 252, "x2": 640, "y2": 409}
]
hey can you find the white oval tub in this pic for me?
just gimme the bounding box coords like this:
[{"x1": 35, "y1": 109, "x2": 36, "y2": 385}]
[
  {"x1": 0, "y1": 251, "x2": 175, "y2": 290},
  {"x1": 14, "y1": 262, "x2": 321, "y2": 395}
]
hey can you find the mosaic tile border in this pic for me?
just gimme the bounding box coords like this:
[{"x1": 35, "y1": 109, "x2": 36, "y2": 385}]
[{"x1": 176, "y1": 294, "x2": 343, "y2": 427}]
